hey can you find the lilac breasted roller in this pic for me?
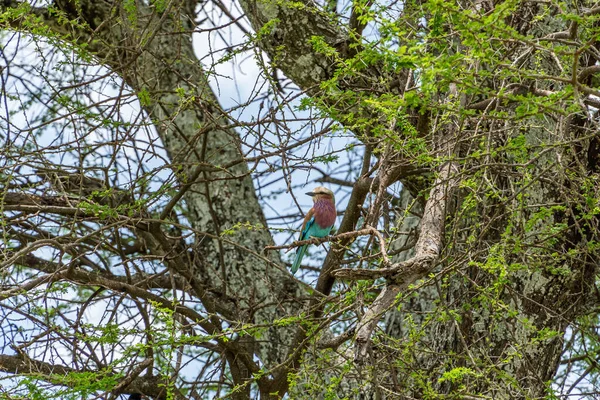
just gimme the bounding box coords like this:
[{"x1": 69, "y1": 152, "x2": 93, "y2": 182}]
[{"x1": 291, "y1": 186, "x2": 336, "y2": 274}]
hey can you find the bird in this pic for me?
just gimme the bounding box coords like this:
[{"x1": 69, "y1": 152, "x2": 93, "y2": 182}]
[{"x1": 291, "y1": 186, "x2": 336, "y2": 274}]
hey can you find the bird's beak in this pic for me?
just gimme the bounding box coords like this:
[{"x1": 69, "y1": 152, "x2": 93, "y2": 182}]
[{"x1": 305, "y1": 191, "x2": 315, "y2": 196}]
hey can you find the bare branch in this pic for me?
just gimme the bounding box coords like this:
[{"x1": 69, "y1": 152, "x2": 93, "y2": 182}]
[
  {"x1": 352, "y1": 162, "x2": 460, "y2": 363},
  {"x1": 264, "y1": 226, "x2": 404, "y2": 254},
  {"x1": 317, "y1": 327, "x2": 356, "y2": 349}
]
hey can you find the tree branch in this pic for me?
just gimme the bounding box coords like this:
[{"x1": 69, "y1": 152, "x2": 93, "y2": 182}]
[
  {"x1": 351, "y1": 162, "x2": 460, "y2": 362},
  {"x1": 264, "y1": 226, "x2": 402, "y2": 253}
]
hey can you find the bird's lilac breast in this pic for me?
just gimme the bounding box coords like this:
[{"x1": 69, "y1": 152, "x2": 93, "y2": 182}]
[{"x1": 313, "y1": 199, "x2": 336, "y2": 228}]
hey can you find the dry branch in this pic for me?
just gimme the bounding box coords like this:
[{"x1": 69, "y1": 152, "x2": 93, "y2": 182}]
[
  {"x1": 350, "y1": 162, "x2": 460, "y2": 362},
  {"x1": 264, "y1": 226, "x2": 406, "y2": 254}
]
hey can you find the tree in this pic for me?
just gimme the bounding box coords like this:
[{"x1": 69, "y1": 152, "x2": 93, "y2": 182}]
[{"x1": 1, "y1": 0, "x2": 600, "y2": 398}]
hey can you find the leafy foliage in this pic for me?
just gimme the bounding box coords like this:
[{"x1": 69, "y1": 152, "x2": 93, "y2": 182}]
[{"x1": 1, "y1": 0, "x2": 600, "y2": 398}]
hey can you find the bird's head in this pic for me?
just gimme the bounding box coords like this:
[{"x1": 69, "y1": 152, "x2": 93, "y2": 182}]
[{"x1": 306, "y1": 186, "x2": 335, "y2": 204}]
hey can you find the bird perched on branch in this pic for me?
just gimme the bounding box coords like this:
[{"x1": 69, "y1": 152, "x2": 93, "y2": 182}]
[{"x1": 291, "y1": 186, "x2": 336, "y2": 274}]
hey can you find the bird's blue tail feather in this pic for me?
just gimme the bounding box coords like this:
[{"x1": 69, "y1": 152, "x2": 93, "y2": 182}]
[{"x1": 291, "y1": 245, "x2": 307, "y2": 275}]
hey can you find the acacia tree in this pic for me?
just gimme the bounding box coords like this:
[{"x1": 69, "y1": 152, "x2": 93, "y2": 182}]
[{"x1": 1, "y1": 0, "x2": 600, "y2": 398}]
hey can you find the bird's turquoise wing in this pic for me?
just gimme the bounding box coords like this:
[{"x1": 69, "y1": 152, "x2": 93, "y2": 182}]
[
  {"x1": 298, "y1": 217, "x2": 315, "y2": 244},
  {"x1": 291, "y1": 216, "x2": 333, "y2": 274}
]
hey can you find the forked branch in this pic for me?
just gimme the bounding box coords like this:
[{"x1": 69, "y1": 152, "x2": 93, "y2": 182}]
[{"x1": 341, "y1": 162, "x2": 460, "y2": 362}]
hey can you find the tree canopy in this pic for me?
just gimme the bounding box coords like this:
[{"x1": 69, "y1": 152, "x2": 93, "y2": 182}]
[{"x1": 1, "y1": 0, "x2": 600, "y2": 398}]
